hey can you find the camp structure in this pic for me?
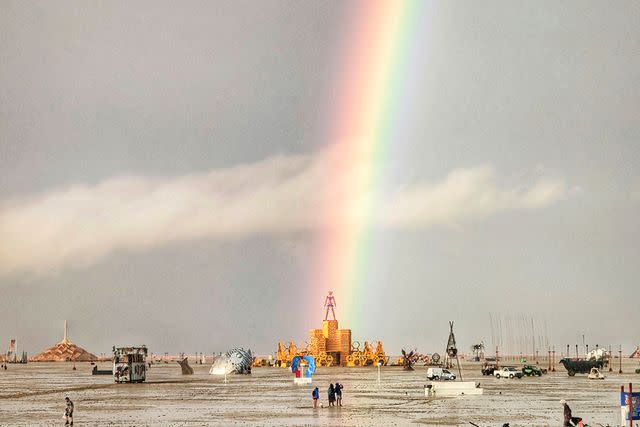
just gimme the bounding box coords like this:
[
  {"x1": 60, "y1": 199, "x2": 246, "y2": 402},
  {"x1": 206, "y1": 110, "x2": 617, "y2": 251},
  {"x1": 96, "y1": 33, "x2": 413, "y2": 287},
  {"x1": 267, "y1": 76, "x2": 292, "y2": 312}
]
[
  {"x1": 30, "y1": 321, "x2": 98, "y2": 362},
  {"x1": 5, "y1": 339, "x2": 28, "y2": 364}
]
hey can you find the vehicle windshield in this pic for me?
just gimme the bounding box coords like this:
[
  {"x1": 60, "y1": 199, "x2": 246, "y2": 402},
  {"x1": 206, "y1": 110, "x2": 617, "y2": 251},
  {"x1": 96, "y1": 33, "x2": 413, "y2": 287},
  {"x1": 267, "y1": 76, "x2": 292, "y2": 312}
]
[{"x1": 443, "y1": 370, "x2": 451, "y2": 374}]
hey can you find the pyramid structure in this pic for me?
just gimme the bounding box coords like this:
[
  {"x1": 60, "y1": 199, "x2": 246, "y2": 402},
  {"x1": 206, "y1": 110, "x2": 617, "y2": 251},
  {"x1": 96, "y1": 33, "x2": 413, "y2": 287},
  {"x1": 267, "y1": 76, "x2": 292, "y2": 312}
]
[
  {"x1": 30, "y1": 321, "x2": 98, "y2": 362},
  {"x1": 630, "y1": 346, "x2": 640, "y2": 359}
]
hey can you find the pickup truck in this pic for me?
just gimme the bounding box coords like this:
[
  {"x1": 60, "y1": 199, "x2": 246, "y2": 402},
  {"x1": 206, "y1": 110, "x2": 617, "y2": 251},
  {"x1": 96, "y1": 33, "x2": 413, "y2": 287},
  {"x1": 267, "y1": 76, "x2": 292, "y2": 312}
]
[{"x1": 494, "y1": 366, "x2": 523, "y2": 379}]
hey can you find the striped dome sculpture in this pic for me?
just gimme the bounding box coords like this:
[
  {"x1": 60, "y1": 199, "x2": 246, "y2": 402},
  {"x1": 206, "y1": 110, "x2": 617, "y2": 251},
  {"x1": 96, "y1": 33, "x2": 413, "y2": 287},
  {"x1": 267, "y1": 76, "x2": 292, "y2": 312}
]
[{"x1": 209, "y1": 347, "x2": 253, "y2": 375}]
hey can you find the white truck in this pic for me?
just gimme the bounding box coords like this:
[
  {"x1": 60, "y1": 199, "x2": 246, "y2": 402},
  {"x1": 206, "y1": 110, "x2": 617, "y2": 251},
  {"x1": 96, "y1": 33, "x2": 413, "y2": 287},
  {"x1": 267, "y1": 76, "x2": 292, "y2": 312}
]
[
  {"x1": 493, "y1": 366, "x2": 523, "y2": 379},
  {"x1": 426, "y1": 367, "x2": 456, "y2": 380}
]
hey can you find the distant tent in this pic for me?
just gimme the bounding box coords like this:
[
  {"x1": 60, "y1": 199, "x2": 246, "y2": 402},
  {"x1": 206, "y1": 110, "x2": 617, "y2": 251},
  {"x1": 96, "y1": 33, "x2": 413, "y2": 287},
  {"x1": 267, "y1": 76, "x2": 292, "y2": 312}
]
[
  {"x1": 30, "y1": 321, "x2": 97, "y2": 362},
  {"x1": 630, "y1": 346, "x2": 640, "y2": 359}
]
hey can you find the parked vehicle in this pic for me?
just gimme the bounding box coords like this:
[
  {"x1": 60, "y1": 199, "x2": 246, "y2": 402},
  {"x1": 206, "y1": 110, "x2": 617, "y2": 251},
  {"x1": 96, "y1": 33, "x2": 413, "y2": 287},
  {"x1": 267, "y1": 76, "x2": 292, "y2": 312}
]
[
  {"x1": 559, "y1": 358, "x2": 604, "y2": 376},
  {"x1": 427, "y1": 367, "x2": 456, "y2": 380},
  {"x1": 522, "y1": 365, "x2": 544, "y2": 376},
  {"x1": 587, "y1": 367, "x2": 605, "y2": 380},
  {"x1": 481, "y1": 364, "x2": 497, "y2": 376},
  {"x1": 494, "y1": 366, "x2": 523, "y2": 379}
]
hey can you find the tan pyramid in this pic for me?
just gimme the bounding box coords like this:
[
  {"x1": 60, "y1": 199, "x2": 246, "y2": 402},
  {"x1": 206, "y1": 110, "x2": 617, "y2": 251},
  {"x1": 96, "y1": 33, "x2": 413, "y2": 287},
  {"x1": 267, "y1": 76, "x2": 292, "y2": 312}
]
[{"x1": 30, "y1": 321, "x2": 98, "y2": 362}]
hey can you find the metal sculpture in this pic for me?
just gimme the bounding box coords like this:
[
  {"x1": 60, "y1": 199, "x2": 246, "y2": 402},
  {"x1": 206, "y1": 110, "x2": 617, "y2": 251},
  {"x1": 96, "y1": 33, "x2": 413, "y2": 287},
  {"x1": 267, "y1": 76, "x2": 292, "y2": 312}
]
[
  {"x1": 209, "y1": 347, "x2": 253, "y2": 375},
  {"x1": 177, "y1": 357, "x2": 194, "y2": 375},
  {"x1": 446, "y1": 321, "x2": 462, "y2": 380},
  {"x1": 401, "y1": 349, "x2": 415, "y2": 371},
  {"x1": 323, "y1": 291, "x2": 337, "y2": 320}
]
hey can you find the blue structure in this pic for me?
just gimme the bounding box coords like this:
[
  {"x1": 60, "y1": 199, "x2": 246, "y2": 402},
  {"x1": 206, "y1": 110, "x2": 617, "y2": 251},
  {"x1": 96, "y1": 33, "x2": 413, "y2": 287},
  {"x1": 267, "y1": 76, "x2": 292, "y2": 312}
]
[{"x1": 291, "y1": 355, "x2": 316, "y2": 378}]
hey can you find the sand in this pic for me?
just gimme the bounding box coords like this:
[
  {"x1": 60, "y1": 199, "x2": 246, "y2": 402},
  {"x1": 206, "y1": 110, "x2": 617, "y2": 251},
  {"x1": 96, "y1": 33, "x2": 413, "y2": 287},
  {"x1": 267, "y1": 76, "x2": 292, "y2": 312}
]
[{"x1": 1, "y1": 359, "x2": 639, "y2": 426}]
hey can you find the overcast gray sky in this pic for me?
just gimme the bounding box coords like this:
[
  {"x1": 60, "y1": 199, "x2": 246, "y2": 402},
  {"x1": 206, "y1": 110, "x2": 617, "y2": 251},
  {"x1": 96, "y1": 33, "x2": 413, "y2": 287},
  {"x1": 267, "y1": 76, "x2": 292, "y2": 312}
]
[{"x1": 1, "y1": 0, "x2": 639, "y2": 357}]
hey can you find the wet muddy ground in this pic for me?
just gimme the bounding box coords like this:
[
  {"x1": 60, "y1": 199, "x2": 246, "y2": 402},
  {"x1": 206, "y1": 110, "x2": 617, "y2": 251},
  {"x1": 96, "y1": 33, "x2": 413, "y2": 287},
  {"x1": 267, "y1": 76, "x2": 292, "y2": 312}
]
[{"x1": 1, "y1": 360, "x2": 639, "y2": 426}]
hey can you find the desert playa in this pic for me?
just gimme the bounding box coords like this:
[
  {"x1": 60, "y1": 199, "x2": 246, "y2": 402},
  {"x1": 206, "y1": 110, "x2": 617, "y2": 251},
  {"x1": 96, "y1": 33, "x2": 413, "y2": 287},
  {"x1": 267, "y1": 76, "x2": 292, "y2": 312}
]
[{"x1": 1, "y1": 360, "x2": 639, "y2": 426}]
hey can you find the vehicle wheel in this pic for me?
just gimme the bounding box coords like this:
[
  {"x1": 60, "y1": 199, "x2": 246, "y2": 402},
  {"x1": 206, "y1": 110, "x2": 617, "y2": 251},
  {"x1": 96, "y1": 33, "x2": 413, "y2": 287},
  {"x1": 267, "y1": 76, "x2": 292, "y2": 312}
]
[
  {"x1": 568, "y1": 370, "x2": 575, "y2": 376},
  {"x1": 434, "y1": 376, "x2": 440, "y2": 380},
  {"x1": 537, "y1": 372, "x2": 542, "y2": 377},
  {"x1": 495, "y1": 374, "x2": 500, "y2": 379},
  {"x1": 509, "y1": 374, "x2": 514, "y2": 379}
]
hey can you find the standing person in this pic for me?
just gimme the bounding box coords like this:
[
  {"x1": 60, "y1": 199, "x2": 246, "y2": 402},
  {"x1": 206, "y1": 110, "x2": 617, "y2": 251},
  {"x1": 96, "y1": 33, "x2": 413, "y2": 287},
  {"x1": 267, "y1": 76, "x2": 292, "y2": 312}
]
[
  {"x1": 335, "y1": 382, "x2": 343, "y2": 406},
  {"x1": 328, "y1": 383, "x2": 335, "y2": 407},
  {"x1": 560, "y1": 400, "x2": 583, "y2": 426},
  {"x1": 312, "y1": 387, "x2": 319, "y2": 408},
  {"x1": 64, "y1": 397, "x2": 74, "y2": 426}
]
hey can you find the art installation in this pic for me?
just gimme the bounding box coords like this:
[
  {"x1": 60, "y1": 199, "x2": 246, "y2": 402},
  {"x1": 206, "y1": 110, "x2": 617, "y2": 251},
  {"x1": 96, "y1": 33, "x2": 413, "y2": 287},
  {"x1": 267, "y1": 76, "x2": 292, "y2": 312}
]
[
  {"x1": 209, "y1": 348, "x2": 253, "y2": 375},
  {"x1": 30, "y1": 321, "x2": 97, "y2": 362},
  {"x1": 277, "y1": 291, "x2": 389, "y2": 367},
  {"x1": 177, "y1": 357, "x2": 194, "y2": 375},
  {"x1": 323, "y1": 291, "x2": 337, "y2": 321},
  {"x1": 401, "y1": 349, "x2": 415, "y2": 371},
  {"x1": 291, "y1": 355, "x2": 316, "y2": 383}
]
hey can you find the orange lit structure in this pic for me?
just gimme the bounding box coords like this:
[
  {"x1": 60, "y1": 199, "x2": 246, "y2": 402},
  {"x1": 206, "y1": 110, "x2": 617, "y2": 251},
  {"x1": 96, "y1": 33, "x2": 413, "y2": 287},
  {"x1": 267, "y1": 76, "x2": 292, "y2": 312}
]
[{"x1": 276, "y1": 291, "x2": 388, "y2": 367}]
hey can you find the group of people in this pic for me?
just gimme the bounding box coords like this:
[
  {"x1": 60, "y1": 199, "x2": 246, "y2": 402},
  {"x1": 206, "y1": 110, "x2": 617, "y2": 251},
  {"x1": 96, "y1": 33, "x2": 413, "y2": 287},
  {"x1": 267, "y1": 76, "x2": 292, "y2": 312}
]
[{"x1": 311, "y1": 383, "x2": 343, "y2": 408}]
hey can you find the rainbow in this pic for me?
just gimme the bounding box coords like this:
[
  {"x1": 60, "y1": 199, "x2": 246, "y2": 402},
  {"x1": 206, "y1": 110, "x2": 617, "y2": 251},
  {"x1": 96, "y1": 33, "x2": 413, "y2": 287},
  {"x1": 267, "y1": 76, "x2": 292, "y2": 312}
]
[{"x1": 317, "y1": 1, "x2": 428, "y2": 327}]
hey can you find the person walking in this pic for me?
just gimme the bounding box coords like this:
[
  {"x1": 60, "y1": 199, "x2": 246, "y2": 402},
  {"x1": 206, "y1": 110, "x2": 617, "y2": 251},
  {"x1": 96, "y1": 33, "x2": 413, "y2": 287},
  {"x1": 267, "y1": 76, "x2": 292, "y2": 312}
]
[
  {"x1": 312, "y1": 387, "x2": 319, "y2": 408},
  {"x1": 64, "y1": 397, "x2": 74, "y2": 426},
  {"x1": 328, "y1": 383, "x2": 335, "y2": 407},
  {"x1": 561, "y1": 399, "x2": 583, "y2": 426},
  {"x1": 335, "y1": 382, "x2": 343, "y2": 406}
]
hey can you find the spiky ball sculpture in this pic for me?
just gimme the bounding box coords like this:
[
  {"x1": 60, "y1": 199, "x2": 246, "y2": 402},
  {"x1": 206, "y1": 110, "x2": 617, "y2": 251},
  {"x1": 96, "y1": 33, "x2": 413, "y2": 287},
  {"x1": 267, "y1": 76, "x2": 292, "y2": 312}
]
[{"x1": 401, "y1": 349, "x2": 415, "y2": 371}]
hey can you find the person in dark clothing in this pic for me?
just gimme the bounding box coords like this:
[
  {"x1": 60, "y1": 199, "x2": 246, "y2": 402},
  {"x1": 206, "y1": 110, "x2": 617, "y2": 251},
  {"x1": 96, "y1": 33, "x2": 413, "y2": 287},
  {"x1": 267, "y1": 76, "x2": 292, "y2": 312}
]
[
  {"x1": 64, "y1": 397, "x2": 74, "y2": 426},
  {"x1": 335, "y1": 382, "x2": 343, "y2": 406},
  {"x1": 328, "y1": 384, "x2": 336, "y2": 407},
  {"x1": 312, "y1": 387, "x2": 319, "y2": 408},
  {"x1": 561, "y1": 400, "x2": 582, "y2": 426}
]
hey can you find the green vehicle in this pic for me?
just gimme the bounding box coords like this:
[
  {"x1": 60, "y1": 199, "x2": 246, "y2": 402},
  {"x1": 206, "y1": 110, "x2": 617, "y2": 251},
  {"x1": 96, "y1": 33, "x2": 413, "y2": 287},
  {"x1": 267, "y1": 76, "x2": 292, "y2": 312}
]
[{"x1": 521, "y1": 365, "x2": 544, "y2": 376}]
